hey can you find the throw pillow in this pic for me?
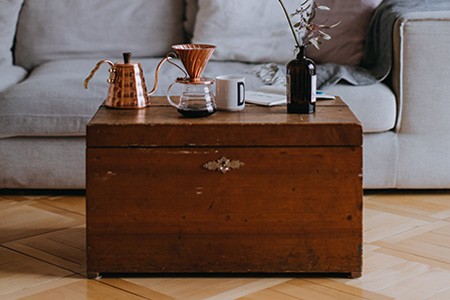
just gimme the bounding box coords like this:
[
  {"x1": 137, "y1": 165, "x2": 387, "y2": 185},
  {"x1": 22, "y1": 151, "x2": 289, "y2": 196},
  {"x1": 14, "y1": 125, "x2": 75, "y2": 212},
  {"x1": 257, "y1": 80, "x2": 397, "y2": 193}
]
[
  {"x1": 192, "y1": 0, "x2": 300, "y2": 64},
  {"x1": 14, "y1": 0, "x2": 185, "y2": 70},
  {"x1": 306, "y1": 0, "x2": 383, "y2": 66},
  {"x1": 191, "y1": 0, "x2": 382, "y2": 66},
  {"x1": 0, "y1": 0, "x2": 24, "y2": 65}
]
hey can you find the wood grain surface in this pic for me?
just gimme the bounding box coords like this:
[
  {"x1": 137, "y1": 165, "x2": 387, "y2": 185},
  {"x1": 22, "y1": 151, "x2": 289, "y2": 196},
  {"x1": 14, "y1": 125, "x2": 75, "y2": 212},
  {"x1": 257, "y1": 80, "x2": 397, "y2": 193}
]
[
  {"x1": 2, "y1": 191, "x2": 450, "y2": 299},
  {"x1": 86, "y1": 96, "x2": 362, "y2": 277}
]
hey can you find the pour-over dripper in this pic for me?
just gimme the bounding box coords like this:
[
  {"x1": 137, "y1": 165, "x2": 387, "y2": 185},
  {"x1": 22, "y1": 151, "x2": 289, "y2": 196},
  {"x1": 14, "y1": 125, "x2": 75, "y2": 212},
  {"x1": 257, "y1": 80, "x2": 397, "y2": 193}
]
[
  {"x1": 172, "y1": 44, "x2": 216, "y2": 83},
  {"x1": 165, "y1": 44, "x2": 217, "y2": 118}
]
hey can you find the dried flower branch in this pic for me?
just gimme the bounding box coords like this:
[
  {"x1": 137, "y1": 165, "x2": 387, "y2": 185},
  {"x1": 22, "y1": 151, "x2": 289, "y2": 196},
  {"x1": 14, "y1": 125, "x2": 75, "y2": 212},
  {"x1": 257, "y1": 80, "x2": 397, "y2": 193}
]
[{"x1": 277, "y1": 0, "x2": 340, "y2": 50}]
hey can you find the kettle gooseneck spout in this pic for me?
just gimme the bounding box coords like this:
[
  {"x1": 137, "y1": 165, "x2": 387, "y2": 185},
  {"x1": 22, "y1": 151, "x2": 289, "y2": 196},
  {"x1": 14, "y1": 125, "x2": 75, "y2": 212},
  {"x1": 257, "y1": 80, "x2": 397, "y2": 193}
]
[{"x1": 147, "y1": 52, "x2": 187, "y2": 98}]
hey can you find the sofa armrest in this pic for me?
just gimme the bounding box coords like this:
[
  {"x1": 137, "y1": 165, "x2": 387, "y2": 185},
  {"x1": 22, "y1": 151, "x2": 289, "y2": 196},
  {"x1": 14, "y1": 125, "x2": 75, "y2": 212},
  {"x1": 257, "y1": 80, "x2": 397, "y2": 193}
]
[
  {"x1": 392, "y1": 11, "x2": 450, "y2": 133},
  {"x1": 0, "y1": 65, "x2": 27, "y2": 92}
]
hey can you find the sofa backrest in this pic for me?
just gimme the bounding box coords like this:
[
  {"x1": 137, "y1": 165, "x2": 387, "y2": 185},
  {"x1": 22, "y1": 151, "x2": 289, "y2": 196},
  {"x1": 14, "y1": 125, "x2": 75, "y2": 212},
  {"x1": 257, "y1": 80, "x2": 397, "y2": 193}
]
[
  {"x1": 14, "y1": 0, "x2": 185, "y2": 70},
  {"x1": 11, "y1": 0, "x2": 383, "y2": 70},
  {"x1": 184, "y1": 0, "x2": 198, "y2": 40},
  {"x1": 191, "y1": 0, "x2": 299, "y2": 64}
]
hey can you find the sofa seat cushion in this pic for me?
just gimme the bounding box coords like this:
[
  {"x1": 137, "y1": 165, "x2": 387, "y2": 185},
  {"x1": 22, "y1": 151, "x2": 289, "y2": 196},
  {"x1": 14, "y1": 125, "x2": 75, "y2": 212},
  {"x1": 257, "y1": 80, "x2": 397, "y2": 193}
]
[
  {"x1": 323, "y1": 82, "x2": 397, "y2": 133},
  {"x1": 0, "y1": 58, "x2": 396, "y2": 138},
  {"x1": 0, "y1": 58, "x2": 268, "y2": 138},
  {"x1": 0, "y1": 60, "x2": 106, "y2": 138}
]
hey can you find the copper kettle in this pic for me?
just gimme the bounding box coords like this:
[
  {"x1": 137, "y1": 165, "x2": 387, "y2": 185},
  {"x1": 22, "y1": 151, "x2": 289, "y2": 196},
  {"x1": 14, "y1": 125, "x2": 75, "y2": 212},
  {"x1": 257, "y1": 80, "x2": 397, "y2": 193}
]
[{"x1": 83, "y1": 52, "x2": 173, "y2": 109}]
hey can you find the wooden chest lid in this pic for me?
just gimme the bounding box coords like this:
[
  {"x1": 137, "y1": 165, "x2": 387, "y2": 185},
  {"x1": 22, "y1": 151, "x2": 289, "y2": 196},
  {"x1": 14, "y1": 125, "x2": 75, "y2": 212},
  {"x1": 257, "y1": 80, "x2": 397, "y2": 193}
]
[{"x1": 87, "y1": 97, "x2": 362, "y2": 147}]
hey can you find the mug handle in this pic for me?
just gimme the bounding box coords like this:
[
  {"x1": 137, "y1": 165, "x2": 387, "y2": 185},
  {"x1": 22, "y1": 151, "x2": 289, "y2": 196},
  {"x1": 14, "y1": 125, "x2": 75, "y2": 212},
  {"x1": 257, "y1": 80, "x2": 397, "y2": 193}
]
[{"x1": 238, "y1": 82, "x2": 245, "y2": 106}]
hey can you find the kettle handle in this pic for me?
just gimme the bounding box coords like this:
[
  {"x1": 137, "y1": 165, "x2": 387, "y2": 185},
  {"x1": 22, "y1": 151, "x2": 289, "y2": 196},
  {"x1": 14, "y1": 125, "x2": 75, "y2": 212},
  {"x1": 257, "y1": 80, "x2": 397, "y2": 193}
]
[{"x1": 83, "y1": 59, "x2": 115, "y2": 89}]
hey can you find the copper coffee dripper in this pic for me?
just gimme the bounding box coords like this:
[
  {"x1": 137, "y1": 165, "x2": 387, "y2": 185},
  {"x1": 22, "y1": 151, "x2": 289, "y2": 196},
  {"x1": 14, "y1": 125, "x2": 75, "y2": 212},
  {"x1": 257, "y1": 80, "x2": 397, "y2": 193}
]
[
  {"x1": 166, "y1": 44, "x2": 217, "y2": 117},
  {"x1": 83, "y1": 44, "x2": 216, "y2": 110},
  {"x1": 170, "y1": 44, "x2": 215, "y2": 84}
]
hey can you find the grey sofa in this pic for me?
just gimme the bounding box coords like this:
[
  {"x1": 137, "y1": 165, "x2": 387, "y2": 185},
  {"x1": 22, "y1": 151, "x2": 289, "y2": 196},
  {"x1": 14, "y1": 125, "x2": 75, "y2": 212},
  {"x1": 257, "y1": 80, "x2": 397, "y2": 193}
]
[{"x1": 1, "y1": 0, "x2": 450, "y2": 189}]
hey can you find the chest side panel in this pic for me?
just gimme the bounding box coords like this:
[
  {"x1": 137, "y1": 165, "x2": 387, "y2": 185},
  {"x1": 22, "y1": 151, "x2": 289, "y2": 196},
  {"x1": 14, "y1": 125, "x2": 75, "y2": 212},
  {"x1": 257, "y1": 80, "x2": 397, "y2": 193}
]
[{"x1": 86, "y1": 147, "x2": 362, "y2": 274}]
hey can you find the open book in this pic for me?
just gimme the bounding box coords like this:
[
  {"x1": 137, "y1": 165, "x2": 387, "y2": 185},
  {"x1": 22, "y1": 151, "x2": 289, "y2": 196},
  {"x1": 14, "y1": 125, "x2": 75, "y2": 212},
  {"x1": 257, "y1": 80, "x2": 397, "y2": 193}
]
[{"x1": 245, "y1": 86, "x2": 335, "y2": 107}]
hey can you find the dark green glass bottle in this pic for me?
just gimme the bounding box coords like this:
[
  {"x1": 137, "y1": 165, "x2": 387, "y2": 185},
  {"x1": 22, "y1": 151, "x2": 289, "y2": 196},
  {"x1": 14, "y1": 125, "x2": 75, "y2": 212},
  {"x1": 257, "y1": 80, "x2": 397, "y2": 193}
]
[{"x1": 286, "y1": 46, "x2": 316, "y2": 114}]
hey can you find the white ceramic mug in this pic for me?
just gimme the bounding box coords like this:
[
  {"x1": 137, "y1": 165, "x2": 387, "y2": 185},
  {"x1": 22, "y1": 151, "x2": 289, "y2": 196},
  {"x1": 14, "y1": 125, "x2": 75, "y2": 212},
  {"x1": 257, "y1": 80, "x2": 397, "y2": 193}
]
[{"x1": 215, "y1": 75, "x2": 245, "y2": 111}]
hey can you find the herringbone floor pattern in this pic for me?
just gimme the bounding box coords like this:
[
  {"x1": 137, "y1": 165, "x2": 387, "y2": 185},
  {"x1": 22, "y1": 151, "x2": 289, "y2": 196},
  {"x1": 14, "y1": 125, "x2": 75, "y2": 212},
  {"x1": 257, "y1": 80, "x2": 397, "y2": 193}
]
[{"x1": 1, "y1": 191, "x2": 450, "y2": 299}]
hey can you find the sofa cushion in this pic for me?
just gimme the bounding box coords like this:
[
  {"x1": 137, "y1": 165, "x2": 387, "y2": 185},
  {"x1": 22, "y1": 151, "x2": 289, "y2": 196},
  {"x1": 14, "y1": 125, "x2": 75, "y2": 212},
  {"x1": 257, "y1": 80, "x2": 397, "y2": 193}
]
[
  {"x1": 0, "y1": 65, "x2": 27, "y2": 92},
  {"x1": 247, "y1": 81, "x2": 397, "y2": 133},
  {"x1": 0, "y1": 58, "x2": 267, "y2": 138},
  {"x1": 323, "y1": 83, "x2": 397, "y2": 133},
  {"x1": 192, "y1": 0, "x2": 300, "y2": 64},
  {"x1": 191, "y1": 0, "x2": 382, "y2": 65},
  {"x1": 14, "y1": 0, "x2": 185, "y2": 70},
  {"x1": 0, "y1": 0, "x2": 24, "y2": 65},
  {"x1": 306, "y1": 0, "x2": 383, "y2": 66},
  {"x1": 185, "y1": 0, "x2": 199, "y2": 40},
  {"x1": 0, "y1": 56, "x2": 395, "y2": 138},
  {"x1": 0, "y1": 60, "x2": 106, "y2": 138},
  {"x1": 0, "y1": 0, "x2": 27, "y2": 92}
]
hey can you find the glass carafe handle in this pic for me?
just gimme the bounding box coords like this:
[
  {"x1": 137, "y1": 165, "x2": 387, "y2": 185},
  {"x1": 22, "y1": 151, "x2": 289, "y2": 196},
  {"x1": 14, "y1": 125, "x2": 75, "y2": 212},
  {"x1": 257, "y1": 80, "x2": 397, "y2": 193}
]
[{"x1": 166, "y1": 82, "x2": 180, "y2": 109}]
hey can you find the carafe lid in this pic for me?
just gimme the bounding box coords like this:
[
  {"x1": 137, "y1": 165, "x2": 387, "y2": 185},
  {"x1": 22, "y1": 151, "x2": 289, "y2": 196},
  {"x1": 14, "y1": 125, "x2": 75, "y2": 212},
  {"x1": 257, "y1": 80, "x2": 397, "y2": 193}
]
[{"x1": 175, "y1": 77, "x2": 214, "y2": 85}]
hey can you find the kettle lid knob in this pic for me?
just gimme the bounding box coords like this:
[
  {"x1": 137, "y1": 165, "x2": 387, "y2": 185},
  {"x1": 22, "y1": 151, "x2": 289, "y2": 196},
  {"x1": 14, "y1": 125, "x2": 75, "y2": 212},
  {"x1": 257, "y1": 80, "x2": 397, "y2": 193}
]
[{"x1": 123, "y1": 52, "x2": 132, "y2": 64}]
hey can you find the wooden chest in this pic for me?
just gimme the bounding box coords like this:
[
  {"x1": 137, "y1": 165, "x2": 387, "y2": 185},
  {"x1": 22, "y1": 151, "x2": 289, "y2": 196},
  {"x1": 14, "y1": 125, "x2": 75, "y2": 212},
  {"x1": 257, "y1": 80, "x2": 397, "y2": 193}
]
[{"x1": 86, "y1": 97, "x2": 363, "y2": 278}]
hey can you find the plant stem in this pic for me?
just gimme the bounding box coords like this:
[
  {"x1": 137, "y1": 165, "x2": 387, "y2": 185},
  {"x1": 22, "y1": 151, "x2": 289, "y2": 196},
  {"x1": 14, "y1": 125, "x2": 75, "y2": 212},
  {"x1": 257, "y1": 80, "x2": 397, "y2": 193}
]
[{"x1": 277, "y1": 0, "x2": 302, "y2": 49}]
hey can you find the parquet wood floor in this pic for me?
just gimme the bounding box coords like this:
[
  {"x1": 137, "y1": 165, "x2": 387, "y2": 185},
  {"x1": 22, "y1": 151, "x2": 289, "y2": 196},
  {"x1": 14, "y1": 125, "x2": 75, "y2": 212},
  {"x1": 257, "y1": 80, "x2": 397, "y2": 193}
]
[{"x1": 1, "y1": 190, "x2": 450, "y2": 299}]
